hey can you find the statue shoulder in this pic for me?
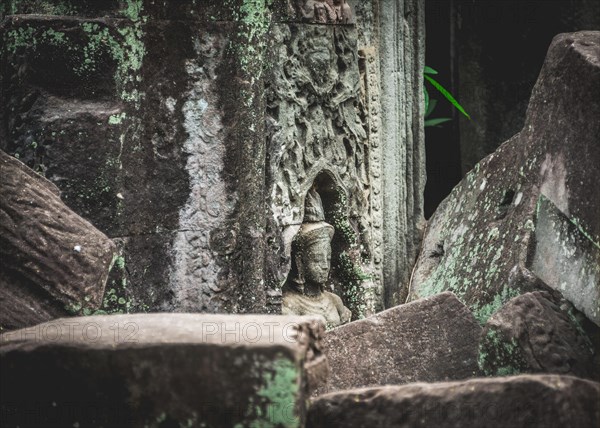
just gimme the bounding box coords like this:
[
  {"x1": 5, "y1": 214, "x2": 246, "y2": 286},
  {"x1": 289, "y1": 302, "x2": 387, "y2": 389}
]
[
  {"x1": 323, "y1": 290, "x2": 344, "y2": 305},
  {"x1": 323, "y1": 291, "x2": 352, "y2": 323},
  {"x1": 282, "y1": 291, "x2": 306, "y2": 315}
]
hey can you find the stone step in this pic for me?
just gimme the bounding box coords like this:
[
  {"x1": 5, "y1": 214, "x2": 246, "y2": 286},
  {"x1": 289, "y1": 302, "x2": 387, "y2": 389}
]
[
  {"x1": 313, "y1": 292, "x2": 482, "y2": 395},
  {"x1": 0, "y1": 313, "x2": 326, "y2": 428},
  {"x1": 308, "y1": 374, "x2": 600, "y2": 428}
]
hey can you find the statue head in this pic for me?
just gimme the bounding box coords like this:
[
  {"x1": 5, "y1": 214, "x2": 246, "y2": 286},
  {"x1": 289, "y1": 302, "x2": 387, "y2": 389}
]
[{"x1": 294, "y1": 222, "x2": 334, "y2": 287}]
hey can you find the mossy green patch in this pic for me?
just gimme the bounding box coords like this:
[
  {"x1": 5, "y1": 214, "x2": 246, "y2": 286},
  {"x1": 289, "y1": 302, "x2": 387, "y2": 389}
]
[
  {"x1": 1, "y1": 0, "x2": 78, "y2": 18},
  {"x1": 80, "y1": 15, "x2": 146, "y2": 105},
  {"x1": 226, "y1": 0, "x2": 273, "y2": 107},
  {"x1": 122, "y1": 0, "x2": 143, "y2": 22},
  {"x1": 329, "y1": 191, "x2": 371, "y2": 320},
  {"x1": 4, "y1": 26, "x2": 37, "y2": 54},
  {"x1": 4, "y1": 14, "x2": 146, "y2": 106},
  {"x1": 473, "y1": 284, "x2": 520, "y2": 325},
  {"x1": 237, "y1": 355, "x2": 300, "y2": 428},
  {"x1": 75, "y1": 253, "x2": 142, "y2": 316},
  {"x1": 568, "y1": 215, "x2": 600, "y2": 251},
  {"x1": 478, "y1": 328, "x2": 526, "y2": 376},
  {"x1": 108, "y1": 112, "x2": 127, "y2": 125}
]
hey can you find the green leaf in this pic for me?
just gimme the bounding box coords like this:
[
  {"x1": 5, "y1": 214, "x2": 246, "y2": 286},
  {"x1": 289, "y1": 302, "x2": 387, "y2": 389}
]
[
  {"x1": 425, "y1": 98, "x2": 438, "y2": 117},
  {"x1": 424, "y1": 66, "x2": 438, "y2": 75},
  {"x1": 424, "y1": 87, "x2": 430, "y2": 116},
  {"x1": 425, "y1": 117, "x2": 452, "y2": 127},
  {"x1": 424, "y1": 74, "x2": 471, "y2": 120}
]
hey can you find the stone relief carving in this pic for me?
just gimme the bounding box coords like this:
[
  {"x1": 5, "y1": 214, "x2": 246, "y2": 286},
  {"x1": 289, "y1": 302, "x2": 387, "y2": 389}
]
[
  {"x1": 168, "y1": 32, "x2": 236, "y2": 312},
  {"x1": 282, "y1": 188, "x2": 352, "y2": 328},
  {"x1": 266, "y1": 24, "x2": 367, "y2": 228},
  {"x1": 265, "y1": 22, "x2": 384, "y2": 318},
  {"x1": 358, "y1": 47, "x2": 385, "y2": 310},
  {"x1": 294, "y1": 0, "x2": 354, "y2": 24}
]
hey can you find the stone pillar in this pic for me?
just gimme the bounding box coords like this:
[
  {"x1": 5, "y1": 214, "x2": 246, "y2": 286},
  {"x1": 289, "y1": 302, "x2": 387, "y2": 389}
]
[
  {"x1": 0, "y1": 1, "x2": 270, "y2": 315},
  {"x1": 379, "y1": 0, "x2": 426, "y2": 306}
]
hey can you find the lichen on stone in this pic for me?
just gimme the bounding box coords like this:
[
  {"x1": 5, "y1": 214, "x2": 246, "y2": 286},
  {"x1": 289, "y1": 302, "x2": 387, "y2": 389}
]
[
  {"x1": 237, "y1": 355, "x2": 301, "y2": 428},
  {"x1": 478, "y1": 327, "x2": 527, "y2": 377}
]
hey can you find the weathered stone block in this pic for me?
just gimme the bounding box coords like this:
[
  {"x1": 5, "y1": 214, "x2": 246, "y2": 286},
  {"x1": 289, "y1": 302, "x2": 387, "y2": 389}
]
[
  {"x1": 531, "y1": 196, "x2": 600, "y2": 325},
  {"x1": 409, "y1": 32, "x2": 600, "y2": 326},
  {"x1": 307, "y1": 375, "x2": 600, "y2": 428},
  {"x1": 478, "y1": 291, "x2": 598, "y2": 380},
  {"x1": 0, "y1": 150, "x2": 116, "y2": 330},
  {"x1": 0, "y1": 11, "x2": 267, "y2": 314},
  {"x1": 0, "y1": 314, "x2": 326, "y2": 427},
  {"x1": 314, "y1": 292, "x2": 482, "y2": 395}
]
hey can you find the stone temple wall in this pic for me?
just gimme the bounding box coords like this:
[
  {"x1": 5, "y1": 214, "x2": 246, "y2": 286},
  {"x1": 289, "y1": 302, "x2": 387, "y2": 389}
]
[{"x1": 0, "y1": 0, "x2": 425, "y2": 318}]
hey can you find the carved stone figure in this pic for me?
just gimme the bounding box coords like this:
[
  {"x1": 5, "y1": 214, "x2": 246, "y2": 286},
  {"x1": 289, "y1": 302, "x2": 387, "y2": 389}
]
[
  {"x1": 299, "y1": 0, "x2": 352, "y2": 24},
  {"x1": 282, "y1": 189, "x2": 352, "y2": 328},
  {"x1": 333, "y1": 0, "x2": 353, "y2": 24},
  {"x1": 315, "y1": 0, "x2": 337, "y2": 23}
]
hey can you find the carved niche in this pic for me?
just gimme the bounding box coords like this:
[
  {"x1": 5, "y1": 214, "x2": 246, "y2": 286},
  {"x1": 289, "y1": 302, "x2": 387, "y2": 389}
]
[
  {"x1": 281, "y1": 188, "x2": 352, "y2": 329},
  {"x1": 265, "y1": 20, "x2": 383, "y2": 319}
]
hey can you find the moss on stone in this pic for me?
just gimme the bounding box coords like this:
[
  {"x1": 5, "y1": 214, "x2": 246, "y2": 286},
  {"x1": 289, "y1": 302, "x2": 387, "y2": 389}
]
[
  {"x1": 236, "y1": 355, "x2": 300, "y2": 428},
  {"x1": 478, "y1": 327, "x2": 527, "y2": 377},
  {"x1": 473, "y1": 285, "x2": 520, "y2": 325},
  {"x1": 3, "y1": 13, "x2": 146, "y2": 107},
  {"x1": 108, "y1": 112, "x2": 127, "y2": 125},
  {"x1": 329, "y1": 192, "x2": 371, "y2": 320},
  {"x1": 82, "y1": 253, "x2": 140, "y2": 315},
  {"x1": 122, "y1": 0, "x2": 142, "y2": 21},
  {"x1": 225, "y1": 0, "x2": 273, "y2": 111},
  {"x1": 1, "y1": 0, "x2": 78, "y2": 18},
  {"x1": 79, "y1": 15, "x2": 146, "y2": 105},
  {"x1": 234, "y1": 0, "x2": 273, "y2": 75},
  {"x1": 569, "y1": 216, "x2": 600, "y2": 251},
  {"x1": 4, "y1": 26, "x2": 37, "y2": 54}
]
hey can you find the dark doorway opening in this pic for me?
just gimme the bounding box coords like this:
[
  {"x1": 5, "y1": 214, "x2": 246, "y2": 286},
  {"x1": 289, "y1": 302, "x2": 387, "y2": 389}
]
[{"x1": 424, "y1": 0, "x2": 462, "y2": 219}]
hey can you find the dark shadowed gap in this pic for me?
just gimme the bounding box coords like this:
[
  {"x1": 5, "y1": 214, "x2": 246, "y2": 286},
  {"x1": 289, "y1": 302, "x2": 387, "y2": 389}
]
[{"x1": 424, "y1": 0, "x2": 463, "y2": 219}]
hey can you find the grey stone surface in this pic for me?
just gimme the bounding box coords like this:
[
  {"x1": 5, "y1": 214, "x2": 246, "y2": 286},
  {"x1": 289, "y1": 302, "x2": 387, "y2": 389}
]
[
  {"x1": 0, "y1": 150, "x2": 116, "y2": 331},
  {"x1": 286, "y1": 0, "x2": 354, "y2": 24},
  {"x1": 478, "y1": 291, "x2": 598, "y2": 380},
  {"x1": 0, "y1": 313, "x2": 326, "y2": 427},
  {"x1": 0, "y1": 9, "x2": 269, "y2": 314},
  {"x1": 314, "y1": 292, "x2": 482, "y2": 395},
  {"x1": 307, "y1": 375, "x2": 600, "y2": 428},
  {"x1": 409, "y1": 32, "x2": 600, "y2": 326},
  {"x1": 1, "y1": 0, "x2": 426, "y2": 316},
  {"x1": 379, "y1": 0, "x2": 427, "y2": 306},
  {"x1": 531, "y1": 196, "x2": 600, "y2": 325}
]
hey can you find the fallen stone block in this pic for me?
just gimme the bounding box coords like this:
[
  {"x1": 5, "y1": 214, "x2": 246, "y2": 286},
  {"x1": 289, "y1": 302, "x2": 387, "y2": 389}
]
[
  {"x1": 478, "y1": 291, "x2": 598, "y2": 380},
  {"x1": 0, "y1": 150, "x2": 116, "y2": 330},
  {"x1": 0, "y1": 313, "x2": 325, "y2": 428},
  {"x1": 307, "y1": 374, "x2": 600, "y2": 428},
  {"x1": 409, "y1": 32, "x2": 600, "y2": 326},
  {"x1": 314, "y1": 292, "x2": 482, "y2": 395}
]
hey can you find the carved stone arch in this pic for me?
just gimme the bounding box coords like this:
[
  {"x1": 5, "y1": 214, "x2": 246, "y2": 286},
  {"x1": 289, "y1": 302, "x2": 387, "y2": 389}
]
[
  {"x1": 280, "y1": 169, "x2": 368, "y2": 320},
  {"x1": 299, "y1": 168, "x2": 349, "y2": 222}
]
